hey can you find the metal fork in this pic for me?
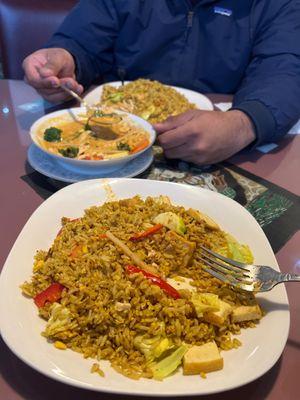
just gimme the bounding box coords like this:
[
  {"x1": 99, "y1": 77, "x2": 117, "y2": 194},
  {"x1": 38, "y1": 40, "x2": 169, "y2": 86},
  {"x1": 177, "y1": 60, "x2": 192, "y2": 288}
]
[{"x1": 198, "y1": 246, "x2": 300, "y2": 292}]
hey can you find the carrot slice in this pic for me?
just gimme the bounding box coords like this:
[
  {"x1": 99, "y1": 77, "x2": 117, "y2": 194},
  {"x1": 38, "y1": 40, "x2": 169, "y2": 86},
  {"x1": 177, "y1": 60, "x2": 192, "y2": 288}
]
[
  {"x1": 130, "y1": 139, "x2": 149, "y2": 154},
  {"x1": 130, "y1": 224, "x2": 163, "y2": 241},
  {"x1": 69, "y1": 244, "x2": 82, "y2": 259}
]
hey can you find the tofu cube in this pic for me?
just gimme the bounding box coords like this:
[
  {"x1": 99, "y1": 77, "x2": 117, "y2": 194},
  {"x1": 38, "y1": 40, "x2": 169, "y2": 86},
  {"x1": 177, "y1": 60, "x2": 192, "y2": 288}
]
[
  {"x1": 183, "y1": 342, "x2": 223, "y2": 375},
  {"x1": 231, "y1": 304, "x2": 262, "y2": 323},
  {"x1": 203, "y1": 300, "x2": 232, "y2": 327},
  {"x1": 167, "y1": 276, "x2": 196, "y2": 292}
]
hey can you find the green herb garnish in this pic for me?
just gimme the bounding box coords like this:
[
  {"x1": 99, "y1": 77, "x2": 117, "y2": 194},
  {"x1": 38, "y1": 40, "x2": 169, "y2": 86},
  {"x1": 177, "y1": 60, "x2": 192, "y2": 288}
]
[
  {"x1": 58, "y1": 146, "x2": 79, "y2": 158},
  {"x1": 117, "y1": 142, "x2": 131, "y2": 151},
  {"x1": 44, "y1": 127, "x2": 62, "y2": 142}
]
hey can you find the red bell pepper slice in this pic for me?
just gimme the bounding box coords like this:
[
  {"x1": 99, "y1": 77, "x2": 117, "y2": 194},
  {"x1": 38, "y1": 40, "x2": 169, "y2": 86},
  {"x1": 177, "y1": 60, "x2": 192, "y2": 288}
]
[
  {"x1": 34, "y1": 282, "x2": 65, "y2": 308},
  {"x1": 125, "y1": 265, "x2": 181, "y2": 299},
  {"x1": 130, "y1": 224, "x2": 163, "y2": 242}
]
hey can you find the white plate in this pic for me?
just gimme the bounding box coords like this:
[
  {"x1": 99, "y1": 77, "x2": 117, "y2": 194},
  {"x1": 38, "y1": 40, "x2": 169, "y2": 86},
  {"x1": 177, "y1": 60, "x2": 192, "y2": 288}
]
[
  {"x1": 0, "y1": 179, "x2": 289, "y2": 396},
  {"x1": 27, "y1": 144, "x2": 154, "y2": 183},
  {"x1": 84, "y1": 81, "x2": 214, "y2": 111}
]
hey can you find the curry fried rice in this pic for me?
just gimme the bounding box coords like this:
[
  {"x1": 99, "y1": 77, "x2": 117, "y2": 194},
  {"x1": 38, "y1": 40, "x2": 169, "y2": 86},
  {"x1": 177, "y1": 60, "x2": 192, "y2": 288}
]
[
  {"x1": 100, "y1": 79, "x2": 196, "y2": 123},
  {"x1": 21, "y1": 196, "x2": 262, "y2": 380}
]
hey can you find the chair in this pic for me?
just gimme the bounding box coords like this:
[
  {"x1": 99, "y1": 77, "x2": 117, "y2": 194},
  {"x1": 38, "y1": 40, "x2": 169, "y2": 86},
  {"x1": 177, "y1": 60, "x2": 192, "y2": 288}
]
[{"x1": 0, "y1": 0, "x2": 77, "y2": 79}]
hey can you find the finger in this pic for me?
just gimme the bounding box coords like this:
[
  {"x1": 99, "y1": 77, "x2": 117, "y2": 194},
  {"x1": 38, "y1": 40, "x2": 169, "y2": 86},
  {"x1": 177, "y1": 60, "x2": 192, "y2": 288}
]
[
  {"x1": 23, "y1": 61, "x2": 55, "y2": 89},
  {"x1": 23, "y1": 54, "x2": 58, "y2": 89},
  {"x1": 25, "y1": 72, "x2": 59, "y2": 90},
  {"x1": 60, "y1": 77, "x2": 84, "y2": 94},
  {"x1": 158, "y1": 128, "x2": 188, "y2": 149},
  {"x1": 164, "y1": 145, "x2": 191, "y2": 160},
  {"x1": 38, "y1": 90, "x2": 72, "y2": 103},
  {"x1": 183, "y1": 154, "x2": 208, "y2": 165},
  {"x1": 38, "y1": 53, "x2": 64, "y2": 79},
  {"x1": 36, "y1": 87, "x2": 69, "y2": 96},
  {"x1": 38, "y1": 65, "x2": 56, "y2": 79},
  {"x1": 158, "y1": 119, "x2": 199, "y2": 149},
  {"x1": 153, "y1": 110, "x2": 200, "y2": 133},
  {"x1": 23, "y1": 61, "x2": 42, "y2": 86},
  {"x1": 32, "y1": 75, "x2": 83, "y2": 93}
]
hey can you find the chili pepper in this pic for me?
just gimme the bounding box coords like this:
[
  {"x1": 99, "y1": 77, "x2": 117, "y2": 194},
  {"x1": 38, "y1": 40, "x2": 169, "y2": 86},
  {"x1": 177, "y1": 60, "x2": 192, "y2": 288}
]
[
  {"x1": 125, "y1": 265, "x2": 181, "y2": 299},
  {"x1": 34, "y1": 283, "x2": 65, "y2": 308},
  {"x1": 130, "y1": 224, "x2": 163, "y2": 242}
]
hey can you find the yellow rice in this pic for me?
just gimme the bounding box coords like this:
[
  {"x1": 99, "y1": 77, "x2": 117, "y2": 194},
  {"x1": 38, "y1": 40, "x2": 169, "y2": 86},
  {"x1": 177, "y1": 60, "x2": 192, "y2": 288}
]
[{"x1": 21, "y1": 196, "x2": 261, "y2": 379}]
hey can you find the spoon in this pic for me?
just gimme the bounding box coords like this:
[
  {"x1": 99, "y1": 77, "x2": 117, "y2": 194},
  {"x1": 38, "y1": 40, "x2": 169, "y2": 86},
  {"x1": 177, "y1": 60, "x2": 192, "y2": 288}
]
[
  {"x1": 60, "y1": 83, "x2": 92, "y2": 111},
  {"x1": 60, "y1": 84, "x2": 122, "y2": 140}
]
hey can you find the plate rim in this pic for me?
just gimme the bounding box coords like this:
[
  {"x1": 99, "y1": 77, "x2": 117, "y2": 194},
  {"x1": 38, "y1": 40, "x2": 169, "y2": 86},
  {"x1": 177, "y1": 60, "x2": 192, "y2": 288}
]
[
  {"x1": 27, "y1": 144, "x2": 154, "y2": 183},
  {"x1": 0, "y1": 178, "x2": 290, "y2": 396},
  {"x1": 84, "y1": 81, "x2": 214, "y2": 111}
]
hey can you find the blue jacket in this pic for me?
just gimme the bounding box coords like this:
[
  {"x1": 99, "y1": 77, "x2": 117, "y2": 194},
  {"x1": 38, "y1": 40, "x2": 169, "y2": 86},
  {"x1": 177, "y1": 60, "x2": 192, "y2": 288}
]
[{"x1": 47, "y1": 0, "x2": 300, "y2": 146}]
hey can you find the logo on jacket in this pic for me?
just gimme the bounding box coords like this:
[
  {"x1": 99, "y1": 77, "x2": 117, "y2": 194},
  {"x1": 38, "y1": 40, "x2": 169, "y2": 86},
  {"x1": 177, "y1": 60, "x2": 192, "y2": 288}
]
[{"x1": 213, "y1": 6, "x2": 232, "y2": 17}]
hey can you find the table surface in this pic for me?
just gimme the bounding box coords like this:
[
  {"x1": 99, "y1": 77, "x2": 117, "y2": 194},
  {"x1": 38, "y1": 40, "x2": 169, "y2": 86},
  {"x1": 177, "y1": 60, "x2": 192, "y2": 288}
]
[{"x1": 0, "y1": 79, "x2": 299, "y2": 400}]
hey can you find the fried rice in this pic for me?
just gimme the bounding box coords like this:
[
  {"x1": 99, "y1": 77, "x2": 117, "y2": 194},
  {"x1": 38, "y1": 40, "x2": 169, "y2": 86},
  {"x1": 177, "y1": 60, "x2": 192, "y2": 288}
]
[
  {"x1": 21, "y1": 196, "x2": 262, "y2": 380},
  {"x1": 100, "y1": 79, "x2": 196, "y2": 123}
]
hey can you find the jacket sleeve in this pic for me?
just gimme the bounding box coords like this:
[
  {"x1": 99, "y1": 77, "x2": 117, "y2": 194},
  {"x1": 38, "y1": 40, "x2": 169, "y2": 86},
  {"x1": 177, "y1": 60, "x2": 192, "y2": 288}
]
[
  {"x1": 45, "y1": 0, "x2": 119, "y2": 88},
  {"x1": 231, "y1": 0, "x2": 300, "y2": 146}
]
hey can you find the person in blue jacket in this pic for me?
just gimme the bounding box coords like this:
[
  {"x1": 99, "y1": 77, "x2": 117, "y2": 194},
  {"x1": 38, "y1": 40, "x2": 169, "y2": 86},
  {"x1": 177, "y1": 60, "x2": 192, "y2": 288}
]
[{"x1": 23, "y1": 0, "x2": 300, "y2": 165}]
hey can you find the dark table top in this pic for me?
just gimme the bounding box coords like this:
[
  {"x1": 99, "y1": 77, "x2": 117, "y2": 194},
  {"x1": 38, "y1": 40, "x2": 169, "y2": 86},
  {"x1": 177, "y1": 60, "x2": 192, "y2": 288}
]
[{"x1": 0, "y1": 79, "x2": 299, "y2": 400}]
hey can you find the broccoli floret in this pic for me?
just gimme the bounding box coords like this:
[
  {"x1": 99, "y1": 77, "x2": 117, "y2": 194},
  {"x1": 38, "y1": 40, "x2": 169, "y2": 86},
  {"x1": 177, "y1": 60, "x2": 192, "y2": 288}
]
[
  {"x1": 58, "y1": 146, "x2": 79, "y2": 158},
  {"x1": 44, "y1": 127, "x2": 62, "y2": 142}
]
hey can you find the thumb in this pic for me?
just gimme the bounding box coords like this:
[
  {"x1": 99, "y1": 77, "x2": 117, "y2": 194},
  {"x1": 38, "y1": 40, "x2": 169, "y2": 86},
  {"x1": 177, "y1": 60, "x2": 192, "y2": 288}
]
[{"x1": 153, "y1": 109, "x2": 200, "y2": 133}]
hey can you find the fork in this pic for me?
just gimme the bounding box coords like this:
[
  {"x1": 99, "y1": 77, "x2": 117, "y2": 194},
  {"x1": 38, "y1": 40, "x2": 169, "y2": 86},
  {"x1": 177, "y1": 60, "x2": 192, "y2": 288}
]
[{"x1": 198, "y1": 246, "x2": 300, "y2": 292}]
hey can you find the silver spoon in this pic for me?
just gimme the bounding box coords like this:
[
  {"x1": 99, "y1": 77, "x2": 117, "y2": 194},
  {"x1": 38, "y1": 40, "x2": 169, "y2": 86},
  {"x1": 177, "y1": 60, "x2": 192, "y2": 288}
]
[
  {"x1": 60, "y1": 83, "x2": 92, "y2": 111},
  {"x1": 60, "y1": 84, "x2": 120, "y2": 140}
]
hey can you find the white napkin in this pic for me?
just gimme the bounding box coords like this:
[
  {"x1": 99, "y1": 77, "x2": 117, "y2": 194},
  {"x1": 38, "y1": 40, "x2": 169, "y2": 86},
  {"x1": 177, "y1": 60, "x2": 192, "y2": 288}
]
[
  {"x1": 214, "y1": 102, "x2": 232, "y2": 112},
  {"x1": 288, "y1": 119, "x2": 300, "y2": 135}
]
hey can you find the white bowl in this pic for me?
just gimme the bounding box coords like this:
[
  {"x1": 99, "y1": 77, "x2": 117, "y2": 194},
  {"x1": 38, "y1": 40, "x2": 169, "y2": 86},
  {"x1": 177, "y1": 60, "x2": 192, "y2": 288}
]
[{"x1": 30, "y1": 107, "x2": 156, "y2": 174}]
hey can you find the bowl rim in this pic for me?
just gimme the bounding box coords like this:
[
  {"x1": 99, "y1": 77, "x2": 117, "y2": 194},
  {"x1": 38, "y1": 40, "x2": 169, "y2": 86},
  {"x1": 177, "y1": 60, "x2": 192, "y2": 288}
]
[{"x1": 29, "y1": 107, "x2": 156, "y2": 165}]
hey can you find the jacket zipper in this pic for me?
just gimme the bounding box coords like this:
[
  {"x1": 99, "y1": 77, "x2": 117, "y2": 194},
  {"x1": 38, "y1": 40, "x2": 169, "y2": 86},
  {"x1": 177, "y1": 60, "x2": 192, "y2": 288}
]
[
  {"x1": 187, "y1": 10, "x2": 194, "y2": 28},
  {"x1": 184, "y1": 11, "x2": 194, "y2": 42}
]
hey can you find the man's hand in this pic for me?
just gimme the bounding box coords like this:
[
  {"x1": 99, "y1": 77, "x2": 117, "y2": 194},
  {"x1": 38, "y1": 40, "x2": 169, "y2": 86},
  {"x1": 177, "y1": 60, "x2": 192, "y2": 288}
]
[
  {"x1": 154, "y1": 109, "x2": 256, "y2": 165},
  {"x1": 23, "y1": 48, "x2": 83, "y2": 102}
]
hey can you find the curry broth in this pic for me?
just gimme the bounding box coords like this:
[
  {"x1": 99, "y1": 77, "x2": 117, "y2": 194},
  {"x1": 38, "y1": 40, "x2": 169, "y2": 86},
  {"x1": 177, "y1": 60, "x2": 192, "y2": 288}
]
[{"x1": 37, "y1": 112, "x2": 150, "y2": 160}]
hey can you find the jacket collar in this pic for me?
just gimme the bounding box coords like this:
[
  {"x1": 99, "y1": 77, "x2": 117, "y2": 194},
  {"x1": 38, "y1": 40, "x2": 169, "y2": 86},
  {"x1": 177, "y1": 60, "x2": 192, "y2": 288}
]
[
  {"x1": 170, "y1": 0, "x2": 219, "y2": 13},
  {"x1": 185, "y1": 0, "x2": 220, "y2": 6}
]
